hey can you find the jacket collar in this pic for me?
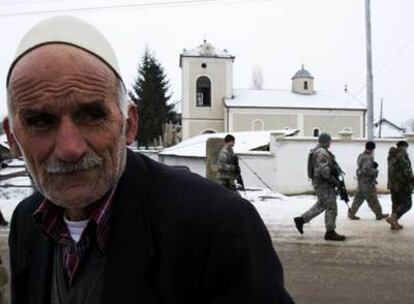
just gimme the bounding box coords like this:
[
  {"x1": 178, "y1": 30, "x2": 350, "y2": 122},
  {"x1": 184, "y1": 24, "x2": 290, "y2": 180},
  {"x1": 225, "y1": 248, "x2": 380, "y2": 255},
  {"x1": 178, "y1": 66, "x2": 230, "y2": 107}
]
[{"x1": 101, "y1": 149, "x2": 157, "y2": 302}]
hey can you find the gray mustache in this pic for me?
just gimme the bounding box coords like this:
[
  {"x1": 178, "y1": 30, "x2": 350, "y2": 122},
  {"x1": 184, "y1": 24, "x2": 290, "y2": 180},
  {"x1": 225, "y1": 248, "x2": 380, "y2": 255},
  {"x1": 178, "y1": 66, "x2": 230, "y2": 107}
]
[{"x1": 45, "y1": 154, "x2": 103, "y2": 174}]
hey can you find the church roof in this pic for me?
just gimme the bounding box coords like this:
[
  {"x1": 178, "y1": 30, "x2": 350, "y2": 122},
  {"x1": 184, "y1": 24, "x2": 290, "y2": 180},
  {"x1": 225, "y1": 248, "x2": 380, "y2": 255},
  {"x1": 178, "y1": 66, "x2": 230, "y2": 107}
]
[
  {"x1": 292, "y1": 65, "x2": 314, "y2": 79},
  {"x1": 374, "y1": 118, "x2": 405, "y2": 138},
  {"x1": 224, "y1": 89, "x2": 367, "y2": 111},
  {"x1": 180, "y1": 41, "x2": 234, "y2": 66},
  {"x1": 160, "y1": 129, "x2": 299, "y2": 157}
]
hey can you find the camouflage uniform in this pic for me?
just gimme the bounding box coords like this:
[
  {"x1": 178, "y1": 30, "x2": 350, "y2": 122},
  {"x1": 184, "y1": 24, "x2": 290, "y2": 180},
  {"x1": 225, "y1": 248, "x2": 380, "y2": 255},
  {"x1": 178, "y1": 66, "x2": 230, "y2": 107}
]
[
  {"x1": 302, "y1": 145, "x2": 338, "y2": 231},
  {"x1": 388, "y1": 147, "x2": 413, "y2": 218},
  {"x1": 217, "y1": 145, "x2": 237, "y2": 191},
  {"x1": 350, "y1": 151, "x2": 384, "y2": 217}
]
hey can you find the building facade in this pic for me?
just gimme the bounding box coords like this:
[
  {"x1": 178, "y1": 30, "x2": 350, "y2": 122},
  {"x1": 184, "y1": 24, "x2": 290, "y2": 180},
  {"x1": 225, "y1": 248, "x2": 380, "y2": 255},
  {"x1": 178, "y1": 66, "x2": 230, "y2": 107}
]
[{"x1": 180, "y1": 41, "x2": 367, "y2": 140}]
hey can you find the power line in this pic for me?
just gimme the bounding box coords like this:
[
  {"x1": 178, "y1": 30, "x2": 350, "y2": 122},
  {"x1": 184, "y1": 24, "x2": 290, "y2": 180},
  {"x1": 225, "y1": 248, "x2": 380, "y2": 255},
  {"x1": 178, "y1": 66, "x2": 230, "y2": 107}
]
[
  {"x1": 0, "y1": 0, "x2": 274, "y2": 17},
  {"x1": 0, "y1": 0, "x2": 64, "y2": 6},
  {"x1": 354, "y1": 33, "x2": 414, "y2": 98}
]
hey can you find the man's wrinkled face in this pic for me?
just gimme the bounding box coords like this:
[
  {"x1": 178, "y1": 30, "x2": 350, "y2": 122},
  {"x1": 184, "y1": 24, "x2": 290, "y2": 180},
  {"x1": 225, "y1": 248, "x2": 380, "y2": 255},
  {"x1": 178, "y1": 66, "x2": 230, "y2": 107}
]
[{"x1": 5, "y1": 44, "x2": 136, "y2": 210}]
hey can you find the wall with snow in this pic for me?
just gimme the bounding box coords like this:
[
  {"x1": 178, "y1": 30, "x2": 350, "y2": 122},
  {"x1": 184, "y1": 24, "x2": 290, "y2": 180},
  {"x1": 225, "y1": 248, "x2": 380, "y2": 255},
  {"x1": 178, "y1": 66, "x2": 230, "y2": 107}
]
[
  {"x1": 270, "y1": 135, "x2": 412, "y2": 194},
  {"x1": 137, "y1": 132, "x2": 414, "y2": 195}
]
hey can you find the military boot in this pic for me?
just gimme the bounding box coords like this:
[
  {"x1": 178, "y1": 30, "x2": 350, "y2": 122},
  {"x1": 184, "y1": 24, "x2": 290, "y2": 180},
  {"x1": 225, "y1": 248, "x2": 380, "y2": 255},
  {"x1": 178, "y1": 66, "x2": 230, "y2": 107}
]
[
  {"x1": 324, "y1": 230, "x2": 346, "y2": 241},
  {"x1": 376, "y1": 213, "x2": 389, "y2": 221},
  {"x1": 294, "y1": 217, "x2": 305, "y2": 235},
  {"x1": 348, "y1": 209, "x2": 360, "y2": 220},
  {"x1": 386, "y1": 214, "x2": 401, "y2": 230}
]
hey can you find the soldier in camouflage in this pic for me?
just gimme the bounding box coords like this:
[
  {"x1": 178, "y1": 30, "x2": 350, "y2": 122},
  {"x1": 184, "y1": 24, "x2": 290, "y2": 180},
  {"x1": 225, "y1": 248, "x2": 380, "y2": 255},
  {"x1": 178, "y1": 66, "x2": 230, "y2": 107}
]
[
  {"x1": 294, "y1": 133, "x2": 346, "y2": 241},
  {"x1": 348, "y1": 141, "x2": 388, "y2": 220},
  {"x1": 386, "y1": 140, "x2": 413, "y2": 230},
  {"x1": 217, "y1": 134, "x2": 237, "y2": 191}
]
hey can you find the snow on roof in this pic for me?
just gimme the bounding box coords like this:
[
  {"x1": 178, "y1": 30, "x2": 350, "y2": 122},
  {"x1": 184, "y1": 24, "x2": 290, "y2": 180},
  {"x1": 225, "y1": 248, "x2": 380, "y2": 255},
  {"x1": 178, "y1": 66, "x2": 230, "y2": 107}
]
[
  {"x1": 181, "y1": 41, "x2": 234, "y2": 59},
  {"x1": 374, "y1": 119, "x2": 405, "y2": 138},
  {"x1": 160, "y1": 129, "x2": 299, "y2": 157},
  {"x1": 225, "y1": 89, "x2": 367, "y2": 110}
]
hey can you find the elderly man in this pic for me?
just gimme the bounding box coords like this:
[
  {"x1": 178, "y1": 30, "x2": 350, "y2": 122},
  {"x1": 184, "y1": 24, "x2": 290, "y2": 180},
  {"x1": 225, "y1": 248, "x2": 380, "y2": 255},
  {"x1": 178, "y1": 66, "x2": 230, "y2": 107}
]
[{"x1": 4, "y1": 16, "x2": 293, "y2": 304}]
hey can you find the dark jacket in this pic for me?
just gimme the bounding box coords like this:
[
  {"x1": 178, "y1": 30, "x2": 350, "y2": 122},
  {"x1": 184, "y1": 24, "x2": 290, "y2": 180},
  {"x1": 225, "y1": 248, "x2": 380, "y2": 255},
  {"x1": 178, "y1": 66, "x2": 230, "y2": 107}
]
[
  {"x1": 9, "y1": 150, "x2": 293, "y2": 304},
  {"x1": 388, "y1": 147, "x2": 414, "y2": 192}
]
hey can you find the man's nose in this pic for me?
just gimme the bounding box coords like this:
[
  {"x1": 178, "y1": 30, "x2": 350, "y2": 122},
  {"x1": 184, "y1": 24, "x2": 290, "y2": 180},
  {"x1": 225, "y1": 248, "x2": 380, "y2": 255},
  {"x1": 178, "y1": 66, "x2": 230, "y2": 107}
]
[{"x1": 54, "y1": 117, "x2": 87, "y2": 162}]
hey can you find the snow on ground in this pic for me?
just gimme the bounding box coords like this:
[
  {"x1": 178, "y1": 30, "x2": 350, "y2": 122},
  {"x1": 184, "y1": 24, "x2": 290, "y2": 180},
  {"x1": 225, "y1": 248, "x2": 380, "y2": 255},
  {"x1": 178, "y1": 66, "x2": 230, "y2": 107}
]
[
  {"x1": 0, "y1": 159, "x2": 32, "y2": 222},
  {"x1": 241, "y1": 188, "x2": 414, "y2": 249},
  {"x1": 1, "y1": 170, "x2": 413, "y2": 247}
]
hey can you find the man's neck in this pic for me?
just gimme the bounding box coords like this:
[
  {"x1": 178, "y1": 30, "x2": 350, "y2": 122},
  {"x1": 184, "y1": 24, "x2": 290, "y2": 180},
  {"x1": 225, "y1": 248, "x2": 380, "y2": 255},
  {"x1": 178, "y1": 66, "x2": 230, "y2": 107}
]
[{"x1": 64, "y1": 208, "x2": 88, "y2": 221}]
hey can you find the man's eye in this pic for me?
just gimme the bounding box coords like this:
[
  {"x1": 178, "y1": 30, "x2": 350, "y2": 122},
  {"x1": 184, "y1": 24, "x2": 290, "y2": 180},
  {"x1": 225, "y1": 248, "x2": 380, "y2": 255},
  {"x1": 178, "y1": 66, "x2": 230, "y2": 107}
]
[
  {"x1": 78, "y1": 108, "x2": 107, "y2": 123},
  {"x1": 25, "y1": 114, "x2": 56, "y2": 128}
]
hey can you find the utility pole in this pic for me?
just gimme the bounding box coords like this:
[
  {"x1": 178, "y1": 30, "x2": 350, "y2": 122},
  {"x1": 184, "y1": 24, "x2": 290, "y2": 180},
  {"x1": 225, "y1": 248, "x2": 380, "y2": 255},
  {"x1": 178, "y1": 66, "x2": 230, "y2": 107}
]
[
  {"x1": 379, "y1": 98, "x2": 383, "y2": 138},
  {"x1": 365, "y1": 0, "x2": 374, "y2": 140}
]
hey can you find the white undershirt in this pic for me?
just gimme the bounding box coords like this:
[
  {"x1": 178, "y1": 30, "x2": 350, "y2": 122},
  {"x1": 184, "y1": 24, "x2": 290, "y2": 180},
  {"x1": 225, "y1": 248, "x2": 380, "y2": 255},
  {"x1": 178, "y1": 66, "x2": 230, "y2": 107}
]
[{"x1": 63, "y1": 217, "x2": 89, "y2": 243}]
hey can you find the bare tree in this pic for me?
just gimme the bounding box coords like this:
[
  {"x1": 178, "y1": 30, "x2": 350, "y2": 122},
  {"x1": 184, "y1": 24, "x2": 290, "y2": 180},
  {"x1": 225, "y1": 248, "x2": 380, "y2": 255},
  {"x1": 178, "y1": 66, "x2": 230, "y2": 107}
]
[
  {"x1": 251, "y1": 65, "x2": 264, "y2": 90},
  {"x1": 401, "y1": 119, "x2": 414, "y2": 132}
]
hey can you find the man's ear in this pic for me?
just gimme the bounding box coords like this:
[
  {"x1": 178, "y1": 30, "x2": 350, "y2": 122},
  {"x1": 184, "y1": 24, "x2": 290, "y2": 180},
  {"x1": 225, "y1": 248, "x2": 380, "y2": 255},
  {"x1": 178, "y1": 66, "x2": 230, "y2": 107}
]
[
  {"x1": 2, "y1": 117, "x2": 22, "y2": 157},
  {"x1": 125, "y1": 103, "x2": 138, "y2": 145}
]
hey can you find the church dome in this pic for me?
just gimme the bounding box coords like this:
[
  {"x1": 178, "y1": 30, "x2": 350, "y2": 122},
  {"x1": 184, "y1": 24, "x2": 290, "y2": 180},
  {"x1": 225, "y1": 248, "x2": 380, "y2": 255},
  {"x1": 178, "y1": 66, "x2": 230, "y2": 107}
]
[
  {"x1": 180, "y1": 40, "x2": 234, "y2": 59},
  {"x1": 200, "y1": 41, "x2": 214, "y2": 56},
  {"x1": 292, "y1": 65, "x2": 314, "y2": 79}
]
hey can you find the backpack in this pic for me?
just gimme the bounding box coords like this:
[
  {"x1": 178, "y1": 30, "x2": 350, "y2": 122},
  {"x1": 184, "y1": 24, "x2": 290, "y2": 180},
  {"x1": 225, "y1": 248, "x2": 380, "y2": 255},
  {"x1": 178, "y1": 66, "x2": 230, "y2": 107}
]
[{"x1": 307, "y1": 149, "x2": 315, "y2": 179}]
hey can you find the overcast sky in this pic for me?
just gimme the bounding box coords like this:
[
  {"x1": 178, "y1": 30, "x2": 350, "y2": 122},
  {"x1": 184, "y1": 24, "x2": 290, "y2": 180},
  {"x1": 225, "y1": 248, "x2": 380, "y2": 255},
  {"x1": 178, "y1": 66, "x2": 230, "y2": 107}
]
[{"x1": 1, "y1": 0, "x2": 414, "y2": 126}]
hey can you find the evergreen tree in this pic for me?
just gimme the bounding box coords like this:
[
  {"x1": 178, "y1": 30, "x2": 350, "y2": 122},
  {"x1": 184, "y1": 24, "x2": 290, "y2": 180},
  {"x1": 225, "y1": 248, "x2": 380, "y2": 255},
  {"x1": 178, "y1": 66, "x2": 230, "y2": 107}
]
[{"x1": 129, "y1": 48, "x2": 175, "y2": 147}]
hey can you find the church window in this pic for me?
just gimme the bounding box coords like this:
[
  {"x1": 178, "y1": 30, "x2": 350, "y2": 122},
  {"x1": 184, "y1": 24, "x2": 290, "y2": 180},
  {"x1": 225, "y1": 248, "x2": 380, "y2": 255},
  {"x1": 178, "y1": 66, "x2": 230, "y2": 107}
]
[
  {"x1": 252, "y1": 119, "x2": 264, "y2": 131},
  {"x1": 196, "y1": 76, "x2": 211, "y2": 107},
  {"x1": 201, "y1": 129, "x2": 216, "y2": 134},
  {"x1": 304, "y1": 81, "x2": 308, "y2": 90},
  {"x1": 313, "y1": 128, "x2": 320, "y2": 137},
  {"x1": 201, "y1": 63, "x2": 207, "y2": 68}
]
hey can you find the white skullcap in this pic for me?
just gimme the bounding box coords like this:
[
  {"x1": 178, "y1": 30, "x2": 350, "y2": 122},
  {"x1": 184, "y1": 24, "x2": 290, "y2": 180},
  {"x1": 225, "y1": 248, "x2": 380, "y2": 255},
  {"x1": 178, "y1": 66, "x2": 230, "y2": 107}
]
[{"x1": 6, "y1": 15, "x2": 123, "y2": 86}]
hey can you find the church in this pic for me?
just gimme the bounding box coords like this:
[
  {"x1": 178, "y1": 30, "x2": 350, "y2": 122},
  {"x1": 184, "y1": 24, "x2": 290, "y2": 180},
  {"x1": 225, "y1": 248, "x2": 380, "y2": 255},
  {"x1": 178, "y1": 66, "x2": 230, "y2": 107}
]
[{"x1": 179, "y1": 41, "x2": 367, "y2": 140}]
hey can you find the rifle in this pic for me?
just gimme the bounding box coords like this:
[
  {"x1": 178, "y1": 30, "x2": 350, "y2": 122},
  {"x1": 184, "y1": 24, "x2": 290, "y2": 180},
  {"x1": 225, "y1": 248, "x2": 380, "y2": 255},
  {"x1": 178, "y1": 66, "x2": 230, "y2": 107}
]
[
  {"x1": 234, "y1": 156, "x2": 245, "y2": 192},
  {"x1": 330, "y1": 154, "x2": 351, "y2": 208}
]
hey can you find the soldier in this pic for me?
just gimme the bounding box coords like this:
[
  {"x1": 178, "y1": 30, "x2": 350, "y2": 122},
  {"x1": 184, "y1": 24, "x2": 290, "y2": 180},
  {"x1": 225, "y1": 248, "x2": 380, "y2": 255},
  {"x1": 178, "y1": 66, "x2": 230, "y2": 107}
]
[
  {"x1": 294, "y1": 133, "x2": 346, "y2": 241},
  {"x1": 217, "y1": 134, "x2": 237, "y2": 191},
  {"x1": 386, "y1": 141, "x2": 414, "y2": 230},
  {"x1": 348, "y1": 141, "x2": 389, "y2": 220}
]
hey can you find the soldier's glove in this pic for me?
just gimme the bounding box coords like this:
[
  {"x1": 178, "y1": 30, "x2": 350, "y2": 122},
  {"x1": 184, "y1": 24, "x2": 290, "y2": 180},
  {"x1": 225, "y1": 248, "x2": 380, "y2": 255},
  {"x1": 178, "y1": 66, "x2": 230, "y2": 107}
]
[{"x1": 329, "y1": 177, "x2": 340, "y2": 187}]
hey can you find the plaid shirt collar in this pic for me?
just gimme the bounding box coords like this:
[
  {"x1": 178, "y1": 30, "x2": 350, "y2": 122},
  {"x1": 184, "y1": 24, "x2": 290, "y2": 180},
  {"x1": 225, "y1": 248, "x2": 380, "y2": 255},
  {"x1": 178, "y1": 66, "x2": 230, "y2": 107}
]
[{"x1": 33, "y1": 187, "x2": 117, "y2": 251}]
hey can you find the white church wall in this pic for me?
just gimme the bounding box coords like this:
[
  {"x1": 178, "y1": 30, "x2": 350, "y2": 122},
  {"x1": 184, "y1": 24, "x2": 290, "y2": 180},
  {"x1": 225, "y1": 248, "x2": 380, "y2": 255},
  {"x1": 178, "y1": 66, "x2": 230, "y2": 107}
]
[
  {"x1": 181, "y1": 57, "x2": 232, "y2": 140},
  {"x1": 184, "y1": 119, "x2": 224, "y2": 138},
  {"x1": 229, "y1": 107, "x2": 365, "y2": 138},
  {"x1": 303, "y1": 113, "x2": 363, "y2": 137},
  {"x1": 292, "y1": 78, "x2": 314, "y2": 95},
  {"x1": 232, "y1": 113, "x2": 298, "y2": 132}
]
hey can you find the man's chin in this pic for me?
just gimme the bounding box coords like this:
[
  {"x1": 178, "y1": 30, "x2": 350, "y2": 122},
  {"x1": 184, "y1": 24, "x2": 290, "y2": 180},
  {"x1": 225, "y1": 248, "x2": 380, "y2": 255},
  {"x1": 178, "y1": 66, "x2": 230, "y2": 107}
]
[{"x1": 42, "y1": 184, "x2": 107, "y2": 209}]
